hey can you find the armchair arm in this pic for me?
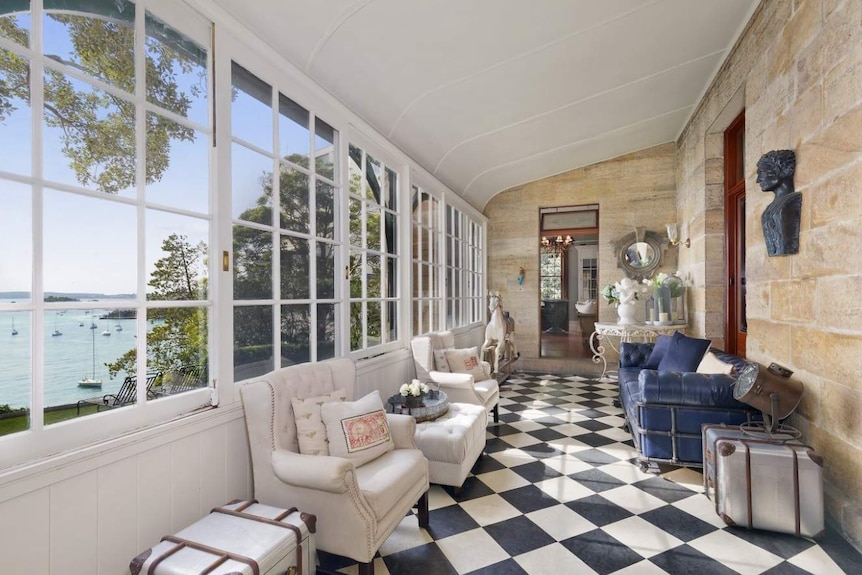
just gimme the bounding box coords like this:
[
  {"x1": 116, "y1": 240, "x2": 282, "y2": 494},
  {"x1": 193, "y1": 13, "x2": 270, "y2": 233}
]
[
  {"x1": 480, "y1": 360, "x2": 492, "y2": 378},
  {"x1": 638, "y1": 370, "x2": 746, "y2": 409},
  {"x1": 271, "y1": 449, "x2": 354, "y2": 493},
  {"x1": 428, "y1": 370, "x2": 474, "y2": 385},
  {"x1": 386, "y1": 413, "x2": 417, "y2": 449}
]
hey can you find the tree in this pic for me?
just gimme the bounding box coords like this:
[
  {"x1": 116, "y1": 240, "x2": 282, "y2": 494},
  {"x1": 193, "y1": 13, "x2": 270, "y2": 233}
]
[
  {"x1": 0, "y1": 9, "x2": 201, "y2": 193},
  {"x1": 106, "y1": 233, "x2": 207, "y2": 378}
]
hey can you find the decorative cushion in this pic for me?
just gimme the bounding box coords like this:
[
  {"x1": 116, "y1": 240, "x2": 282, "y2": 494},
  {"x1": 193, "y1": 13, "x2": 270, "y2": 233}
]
[
  {"x1": 697, "y1": 351, "x2": 736, "y2": 375},
  {"x1": 444, "y1": 346, "x2": 486, "y2": 380},
  {"x1": 321, "y1": 390, "x2": 394, "y2": 467},
  {"x1": 644, "y1": 334, "x2": 673, "y2": 369},
  {"x1": 433, "y1": 349, "x2": 451, "y2": 373},
  {"x1": 291, "y1": 389, "x2": 347, "y2": 455},
  {"x1": 657, "y1": 332, "x2": 712, "y2": 372}
]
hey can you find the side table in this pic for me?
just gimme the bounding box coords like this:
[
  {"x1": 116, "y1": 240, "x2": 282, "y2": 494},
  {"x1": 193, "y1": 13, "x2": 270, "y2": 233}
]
[
  {"x1": 386, "y1": 390, "x2": 449, "y2": 422},
  {"x1": 590, "y1": 322, "x2": 685, "y2": 379}
]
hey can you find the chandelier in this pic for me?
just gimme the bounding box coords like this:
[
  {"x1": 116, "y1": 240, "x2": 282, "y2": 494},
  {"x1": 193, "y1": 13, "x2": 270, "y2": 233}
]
[{"x1": 541, "y1": 235, "x2": 573, "y2": 254}]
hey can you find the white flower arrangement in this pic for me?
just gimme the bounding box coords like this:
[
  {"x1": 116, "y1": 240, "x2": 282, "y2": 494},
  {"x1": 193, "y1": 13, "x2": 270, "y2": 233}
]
[{"x1": 400, "y1": 379, "x2": 430, "y2": 398}]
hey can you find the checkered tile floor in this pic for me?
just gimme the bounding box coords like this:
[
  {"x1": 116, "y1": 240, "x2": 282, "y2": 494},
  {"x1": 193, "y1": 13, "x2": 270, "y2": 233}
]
[{"x1": 319, "y1": 373, "x2": 861, "y2": 575}]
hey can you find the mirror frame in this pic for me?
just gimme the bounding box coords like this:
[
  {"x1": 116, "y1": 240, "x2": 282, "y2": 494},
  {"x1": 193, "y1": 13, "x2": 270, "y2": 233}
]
[{"x1": 613, "y1": 230, "x2": 667, "y2": 281}]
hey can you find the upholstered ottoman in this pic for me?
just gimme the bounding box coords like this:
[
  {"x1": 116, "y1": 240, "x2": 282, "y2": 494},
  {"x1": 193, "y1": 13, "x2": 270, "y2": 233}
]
[{"x1": 413, "y1": 402, "x2": 487, "y2": 489}]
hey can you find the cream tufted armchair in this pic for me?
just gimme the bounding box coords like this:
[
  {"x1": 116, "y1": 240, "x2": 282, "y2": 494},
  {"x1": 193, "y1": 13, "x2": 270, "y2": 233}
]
[
  {"x1": 239, "y1": 358, "x2": 429, "y2": 575},
  {"x1": 411, "y1": 330, "x2": 500, "y2": 423}
]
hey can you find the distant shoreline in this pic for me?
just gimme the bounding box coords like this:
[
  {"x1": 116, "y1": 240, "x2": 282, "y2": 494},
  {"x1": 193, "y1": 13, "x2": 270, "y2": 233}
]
[{"x1": 0, "y1": 292, "x2": 136, "y2": 300}]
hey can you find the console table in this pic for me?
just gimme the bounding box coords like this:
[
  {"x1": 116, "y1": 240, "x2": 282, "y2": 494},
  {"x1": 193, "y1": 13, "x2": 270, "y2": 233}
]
[{"x1": 590, "y1": 322, "x2": 685, "y2": 379}]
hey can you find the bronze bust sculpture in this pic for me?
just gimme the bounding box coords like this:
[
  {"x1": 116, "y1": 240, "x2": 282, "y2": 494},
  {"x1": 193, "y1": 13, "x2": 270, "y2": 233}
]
[{"x1": 757, "y1": 149, "x2": 800, "y2": 256}]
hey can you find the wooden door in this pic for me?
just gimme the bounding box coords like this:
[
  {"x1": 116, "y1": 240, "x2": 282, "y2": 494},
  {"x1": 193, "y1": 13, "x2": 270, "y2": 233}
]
[{"x1": 724, "y1": 111, "x2": 746, "y2": 356}]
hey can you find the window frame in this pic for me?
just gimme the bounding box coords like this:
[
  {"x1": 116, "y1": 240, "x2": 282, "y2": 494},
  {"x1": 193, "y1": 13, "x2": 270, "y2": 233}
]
[
  {"x1": 0, "y1": 0, "x2": 215, "y2": 469},
  {"x1": 410, "y1": 179, "x2": 445, "y2": 336}
]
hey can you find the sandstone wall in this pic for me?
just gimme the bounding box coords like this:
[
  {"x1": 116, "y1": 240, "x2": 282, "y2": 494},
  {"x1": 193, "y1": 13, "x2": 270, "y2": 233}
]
[
  {"x1": 484, "y1": 143, "x2": 677, "y2": 359},
  {"x1": 676, "y1": 0, "x2": 862, "y2": 549}
]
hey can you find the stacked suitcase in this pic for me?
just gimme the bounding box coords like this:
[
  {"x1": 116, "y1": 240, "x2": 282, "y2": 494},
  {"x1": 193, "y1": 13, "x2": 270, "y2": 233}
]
[
  {"x1": 702, "y1": 423, "x2": 824, "y2": 539},
  {"x1": 131, "y1": 500, "x2": 316, "y2": 575}
]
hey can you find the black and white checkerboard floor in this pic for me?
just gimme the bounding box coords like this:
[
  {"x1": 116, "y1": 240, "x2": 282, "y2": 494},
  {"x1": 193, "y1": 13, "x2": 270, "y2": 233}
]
[{"x1": 319, "y1": 373, "x2": 862, "y2": 575}]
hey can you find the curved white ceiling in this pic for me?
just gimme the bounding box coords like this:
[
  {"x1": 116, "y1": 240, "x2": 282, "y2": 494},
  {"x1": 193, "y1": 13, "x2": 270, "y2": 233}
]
[{"x1": 213, "y1": 0, "x2": 758, "y2": 209}]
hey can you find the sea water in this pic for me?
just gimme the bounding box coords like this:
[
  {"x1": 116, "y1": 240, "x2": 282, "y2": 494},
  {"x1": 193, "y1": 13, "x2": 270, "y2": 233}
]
[{"x1": 0, "y1": 303, "x2": 143, "y2": 409}]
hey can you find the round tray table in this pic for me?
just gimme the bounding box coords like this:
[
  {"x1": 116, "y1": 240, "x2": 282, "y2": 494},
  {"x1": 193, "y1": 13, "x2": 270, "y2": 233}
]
[{"x1": 386, "y1": 390, "x2": 449, "y2": 422}]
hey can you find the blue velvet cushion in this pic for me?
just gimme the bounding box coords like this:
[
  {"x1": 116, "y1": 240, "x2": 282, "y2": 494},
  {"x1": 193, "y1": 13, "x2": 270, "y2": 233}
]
[
  {"x1": 644, "y1": 334, "x2": 673, "y2": 369},
  {"x1": 657, "y1": 332, "x2": 711, "y2": 372}
]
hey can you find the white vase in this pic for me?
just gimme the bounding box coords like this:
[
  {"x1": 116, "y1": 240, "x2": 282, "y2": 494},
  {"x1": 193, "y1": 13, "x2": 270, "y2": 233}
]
[{"x1": 617, "y1": 302, "x2": 637, "y2": 325}]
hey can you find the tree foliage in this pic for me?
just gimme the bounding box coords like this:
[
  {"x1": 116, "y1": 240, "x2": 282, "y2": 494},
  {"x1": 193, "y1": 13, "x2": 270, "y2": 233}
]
[{"x1": 0, "y1": 12, "x2": 200, "y2": 193}]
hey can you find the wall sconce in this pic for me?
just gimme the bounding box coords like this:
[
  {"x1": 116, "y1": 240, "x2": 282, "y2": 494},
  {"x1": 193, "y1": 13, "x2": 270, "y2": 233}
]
[
  {"x1": 517, "y1": 266, "x2": 525, "y2": 285},
  {"x1": 666, "y1": 223, "x2": 690, "y2": 248}
]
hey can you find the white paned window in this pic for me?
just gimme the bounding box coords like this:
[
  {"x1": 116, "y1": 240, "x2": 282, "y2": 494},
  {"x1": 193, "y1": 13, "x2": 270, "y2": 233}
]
[
  {"x1": 0, "y1": 0, "x2": 213, "y2": 455},
  {"x1": 230, "y1": 62, "x2": 339, "y2": 381},
  {"x1": 411, "y1": 184, "x2": 443, "y2": 335},
  {"x1": 445, "y1": 205, "x2": 483, "y2": 329},
  {"x1": 347, "y1": 143, "x2": 400, "y2": 354}
]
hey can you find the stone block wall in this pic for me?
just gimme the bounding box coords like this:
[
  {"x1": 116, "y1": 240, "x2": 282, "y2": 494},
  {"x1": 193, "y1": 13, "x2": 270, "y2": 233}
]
[
  {"x1": 484, "y1": 143, "x2": 677, "y2": 359},
  {"x1": 676, "y1": 0, "x2": 862, "y2": 549}
]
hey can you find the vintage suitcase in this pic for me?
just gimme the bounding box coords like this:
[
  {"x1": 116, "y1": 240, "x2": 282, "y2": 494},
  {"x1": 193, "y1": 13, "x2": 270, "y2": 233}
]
[
  {"x1": 131, "y1": 500, "x2": 316, "y2": 575},
  {"x1": 714, "y1": 437, "x2": 824, "y2": 538},
  {"x1": 701, "y1": 423, "x2": 799, "y2": 507}
]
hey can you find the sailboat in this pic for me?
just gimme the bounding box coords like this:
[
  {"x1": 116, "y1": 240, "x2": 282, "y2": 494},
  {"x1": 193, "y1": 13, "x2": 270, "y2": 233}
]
[
  {"x1": 52, "y1": 313, "x2": 62, "y2": 336},
  {"x1": 78, "y1": 327, "x2": 102, "y2": 388},
  {"x1": 115, "y1": 322, "x2": 123, "y2": 332},
  {"x1": 101, "y1": 320, "x2": 111, "y2": 337},
  {"x1": 11, "y1": 317, "x2": 17, "y2": 336}
]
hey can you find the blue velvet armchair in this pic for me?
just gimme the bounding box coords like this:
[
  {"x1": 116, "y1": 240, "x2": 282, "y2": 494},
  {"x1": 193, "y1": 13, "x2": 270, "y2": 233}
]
[{"x1": 618, "y1": 342, "x2": 759, "y2": 471}]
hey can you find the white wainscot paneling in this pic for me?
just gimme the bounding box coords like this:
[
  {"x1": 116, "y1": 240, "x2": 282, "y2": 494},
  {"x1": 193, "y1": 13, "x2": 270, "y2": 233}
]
[
  {"x1": 0, "y1": 488, "x2": 50, "y2": 574},
  {"x1": 0, "y1": 405, "x2": 252, "y2": 575}
]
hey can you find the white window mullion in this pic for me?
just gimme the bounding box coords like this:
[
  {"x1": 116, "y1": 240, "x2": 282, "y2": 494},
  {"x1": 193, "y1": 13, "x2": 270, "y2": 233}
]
[
  {"x1": 135, "y1": 1, "x2": 148, "y2": 404},
  {"x1": 30, "y1": 0, "x2": 45, "y2": 431}
]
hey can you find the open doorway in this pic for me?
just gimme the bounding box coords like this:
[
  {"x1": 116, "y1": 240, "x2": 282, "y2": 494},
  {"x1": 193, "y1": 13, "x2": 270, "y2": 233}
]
[{"x1": 539, "y1": 205, "x2": 599, "y2": 358}]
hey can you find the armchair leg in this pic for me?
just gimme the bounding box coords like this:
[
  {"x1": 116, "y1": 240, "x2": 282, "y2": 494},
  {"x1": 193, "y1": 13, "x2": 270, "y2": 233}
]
[
  {"x1": 492, "y1": 404, "x2": 499, "y2": 423},
  {"x1": 416, "y1": 490, "x2": 429, "y2": 528},
  {"x1": 357, "y1": 561, "x2": 374, "y2": 575}
]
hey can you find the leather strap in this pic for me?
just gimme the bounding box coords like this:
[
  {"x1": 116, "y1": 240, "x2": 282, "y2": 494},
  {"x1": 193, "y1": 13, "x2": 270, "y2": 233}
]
[
  {"x1": 148, "y1": 535, "x2": 260, "y2": 575},
  {"x1": 212, "y1": 504, "x2": 304, "y2": 575}
]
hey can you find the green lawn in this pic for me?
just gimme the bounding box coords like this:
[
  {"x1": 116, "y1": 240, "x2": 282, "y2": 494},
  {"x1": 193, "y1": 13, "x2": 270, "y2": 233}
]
[{"x1": 0, "y1": 404, "x2": 103, "y2": 436}]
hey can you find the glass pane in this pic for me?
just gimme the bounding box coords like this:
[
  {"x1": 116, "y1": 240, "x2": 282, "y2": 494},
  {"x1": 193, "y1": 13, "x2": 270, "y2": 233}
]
[
  {"x1": 365, "y1": 155, "x2": 381, "y2": 203},
  {"x1": 0, "y1": 3, "x2": 31, "y2": 48},
  {"x1": 0, "y1": 181, "x2": 31, "y2": 298},
  {"x1": 44, "y1": 189, "x2": 136, "y2": 296},
  {"x1": 383, "y1": 257, "x2": 396, "y2": 298},
  {"x1": 280, "y1": 235, "x2": 309, "y2": 300},
  {"x1": 232, "y1": 143, "x2": 273, "y2": 222},
  {"x1": 280, "y1": 304, "x2": 309, "y2": 366},
  {"x1": 231, "y1": 62, "x2": 272, "y2": 151},
  {"x1": 314, "y1": 118, "x2": 335, "y2": 180},
  {"x1": 146, "y1": 112, "x2": 208, "y2": 213},
  {"x1": 145, "y1": 11, "x2": 208, "y2": 126},
  {"x1": 386, "y1": 167, "x2": 397, "y2": 210},
  {"x1": 278, "y1": 164, "x2": 309, "y2": 233},
  {"x1": 146, "y1": 210, "x2": 209, "y2": 300},
  {"x1": 316, "y1": 180, "x2": 335, "y2": 240},
  {"x1": 234, "y1": 305, "x2": 272, "y2": 381},
  {"x1": 367, "y1": 202, "x2": 381, "y2": 252},
  {"x1": 0, "y1": 310, "x2": 30, "y2": 436},
  {"x1": 43, "y1": 71, "x2": 136, "y2": 197},
  {"x1": 278, "y1": 93, "x2": 309, "y2": 168},
  {"x1": 412, "y1": 300, "x2": 420, "y2": 335},
  {"x1": 366, "y1": 253, "x2": 380, "y2": 298},
  {"x1": 348, "y1": 145, "x2": 362, "y2": 196},
  {"x1": 44, "y1": 306, "x2": 138, "y2": 422},
  {"x1": 233, "y1": 224, "x2": 272, "y2": 300},
  {"x1": 43, "y1": 0, "x2": 135, "y2": 93},
  {"x1": 0, "y1": 49, "x2": 31, "y2": 175},
  {"x1": 385, "y1": 211, "x2": 397, "y2": 255},
  {"x1": 386, "y1": 301, "x2": 397, "y2": 343},
  {"x1": 146, "y1": 306, "x2": 207, "y2": 397},
  {"x1": 316, "y1": 241, "x2": 334, "y2": 299},
  {"x1": 350, "y1": 302, "x2": 362, "y2": 351},
  {"x1": 348, "y1": 250, "x2": 361, "y2": 298},
  {"x1": 316, "y1": 303, "x2": 335, "y2": 361},
  {"x1": 348, "y1": 198, "x2": 362, "y2": 247},
  {"x1": 367, "y1": 301, "x2": 381, "y2": 347}
]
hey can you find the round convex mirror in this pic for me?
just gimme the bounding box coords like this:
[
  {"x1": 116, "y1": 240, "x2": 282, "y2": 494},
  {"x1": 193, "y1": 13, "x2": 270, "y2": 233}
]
[{"x1": 624, "y1": 242, "x2": 656, "y2": 269}]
